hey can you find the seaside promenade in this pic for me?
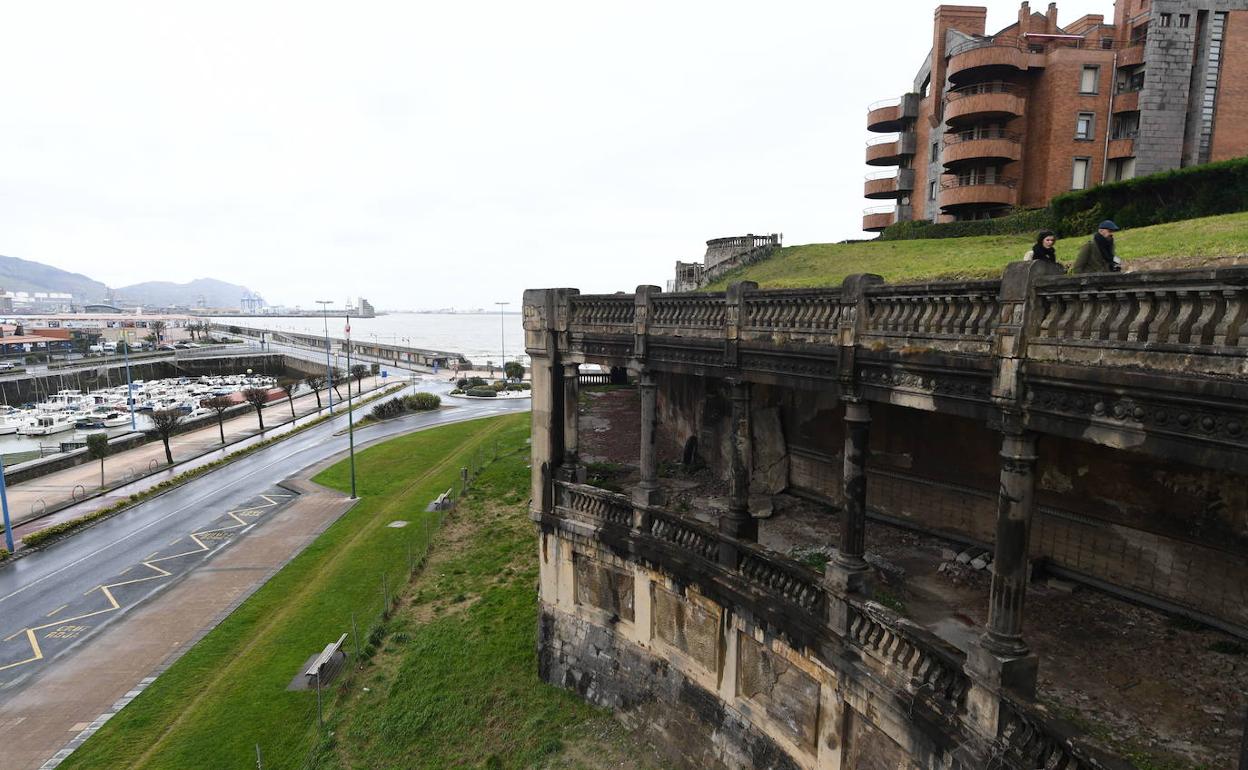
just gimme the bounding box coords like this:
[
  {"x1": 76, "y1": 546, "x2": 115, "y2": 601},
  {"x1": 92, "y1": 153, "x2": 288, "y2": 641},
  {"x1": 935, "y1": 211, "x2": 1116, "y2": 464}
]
[{"x1": 4, "y1": 374, "x2": 387, "y2": 544}]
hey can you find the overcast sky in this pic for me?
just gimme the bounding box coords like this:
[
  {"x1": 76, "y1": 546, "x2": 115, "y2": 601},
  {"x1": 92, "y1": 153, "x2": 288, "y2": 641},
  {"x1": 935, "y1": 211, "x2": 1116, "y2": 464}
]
[{"x1": 0, "y1": 0, "x2": 1109, "y2": 310}]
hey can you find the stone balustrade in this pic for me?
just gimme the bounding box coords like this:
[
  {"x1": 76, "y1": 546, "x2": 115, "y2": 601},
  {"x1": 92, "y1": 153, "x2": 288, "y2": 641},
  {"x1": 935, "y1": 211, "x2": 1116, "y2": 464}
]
[
  {"x1": 541, "y1": 479, "x2": 1125, "y2": 770},
  {"x1": 553, "y1": 265, "x2": 1248, "y2": 472}
]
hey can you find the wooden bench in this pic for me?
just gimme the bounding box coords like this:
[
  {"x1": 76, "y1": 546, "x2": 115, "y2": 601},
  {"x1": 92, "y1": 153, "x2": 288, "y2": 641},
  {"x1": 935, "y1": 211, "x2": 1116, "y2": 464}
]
[{"x1": 305, "y1": 633, "x2": 348, "y2": 682}]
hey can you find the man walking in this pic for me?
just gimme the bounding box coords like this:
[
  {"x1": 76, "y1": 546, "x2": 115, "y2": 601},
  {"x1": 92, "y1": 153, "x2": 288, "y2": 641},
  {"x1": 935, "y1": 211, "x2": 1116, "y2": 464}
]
[{"x1": 1072, "y1": 220, "x2": 1122, "y2": 274}]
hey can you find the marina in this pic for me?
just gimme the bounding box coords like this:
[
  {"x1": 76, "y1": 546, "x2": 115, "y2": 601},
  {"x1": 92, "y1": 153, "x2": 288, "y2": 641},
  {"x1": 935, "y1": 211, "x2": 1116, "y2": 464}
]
[{"x1": 0, "y1": 373, "x2": 279, "y2": 465}]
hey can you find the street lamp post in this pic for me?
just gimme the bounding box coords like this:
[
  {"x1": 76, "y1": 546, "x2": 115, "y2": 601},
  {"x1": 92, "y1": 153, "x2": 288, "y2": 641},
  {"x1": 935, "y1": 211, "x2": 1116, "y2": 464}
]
[
  {"x1": 122, "y1": 330, "x2": 136, "y2": 430},
  {"x1": 316, "y1": 300, "x2": 334, "y2": 415},
  {"x1": 0, "y1": 452, "x2": 12, "y2": 553},
  {"x1": 345, "y1": 313, "x2": 357, "y2": 499},
  {"x1": 495, "y1": 301, "x2": 509, "y2": 379}
]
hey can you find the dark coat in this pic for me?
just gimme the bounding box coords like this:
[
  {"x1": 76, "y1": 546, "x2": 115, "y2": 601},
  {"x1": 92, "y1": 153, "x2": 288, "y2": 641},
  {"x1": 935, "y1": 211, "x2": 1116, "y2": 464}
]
[{"x1": 1072, "y1": 237, "x2": 1117, "y2": 273}]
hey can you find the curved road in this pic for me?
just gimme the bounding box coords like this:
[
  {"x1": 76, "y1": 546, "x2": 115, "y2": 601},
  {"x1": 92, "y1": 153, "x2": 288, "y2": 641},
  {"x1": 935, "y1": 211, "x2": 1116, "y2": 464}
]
[{"x1": 0, "y1": 382, "x2": 528, "y2": 695}]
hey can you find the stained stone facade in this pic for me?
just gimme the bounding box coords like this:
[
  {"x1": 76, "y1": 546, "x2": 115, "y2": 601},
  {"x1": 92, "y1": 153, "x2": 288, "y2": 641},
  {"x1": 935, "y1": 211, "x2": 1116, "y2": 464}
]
[{"x1": 526, "y1": 262, "x2": 1246, "y2": 769}]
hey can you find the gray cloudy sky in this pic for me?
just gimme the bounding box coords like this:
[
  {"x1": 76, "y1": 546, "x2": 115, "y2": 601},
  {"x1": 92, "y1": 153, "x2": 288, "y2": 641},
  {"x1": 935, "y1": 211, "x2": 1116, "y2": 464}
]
[{"x1": 0, "y1": 1, "x2": 1107, "y2": 309}]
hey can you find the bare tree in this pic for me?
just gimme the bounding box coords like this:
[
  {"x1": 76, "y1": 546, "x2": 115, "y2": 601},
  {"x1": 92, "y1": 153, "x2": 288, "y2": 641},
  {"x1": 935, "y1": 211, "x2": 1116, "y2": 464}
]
[
  {"x1": 150, "y1": 409, "x2": 184, "y2": 465},
  {"x1": 202, "y1": 395, "x2": 234, "y2": 444},
  {"x1": 350, "y1": 364, "x2": 369, "y2": 395},
  {"x1": 86, "y1": 432, "x2": 110, "y2": 488},
  {"x1": 148, "y1": 320, "x2": 168, "y2": 345},
  {"x1": 279, "y1": 378, "x2": 298, "y2": 418},
  {"x1": 330, "y1": 369, "x2": 345, "y2": 400},
  {"x1": 242, "y1": 387, "x2": 271, "y2": 431},
  {"x1": 303, "y1": 374, "x2": 325, "y2": 409}
]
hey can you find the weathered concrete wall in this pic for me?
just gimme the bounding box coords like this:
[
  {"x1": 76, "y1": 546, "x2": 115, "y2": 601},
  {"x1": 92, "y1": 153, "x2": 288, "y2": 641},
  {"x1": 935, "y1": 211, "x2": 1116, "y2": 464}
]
[{"x1": 535, "y1": 525, "x2": 1119, "y2": 770}]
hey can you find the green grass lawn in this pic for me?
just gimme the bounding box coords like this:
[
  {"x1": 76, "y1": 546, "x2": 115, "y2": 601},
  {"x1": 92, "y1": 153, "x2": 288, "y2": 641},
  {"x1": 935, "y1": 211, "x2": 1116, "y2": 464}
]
[
  {"x1": 704, "y1": 210, "x2": 1248, "y2": 290},
  {"x1": 57, "y1": 413, "x2": 531, "y2": 770},
  {"x1": 60, "y1": 412, "x2": 661, "y2": 770}
]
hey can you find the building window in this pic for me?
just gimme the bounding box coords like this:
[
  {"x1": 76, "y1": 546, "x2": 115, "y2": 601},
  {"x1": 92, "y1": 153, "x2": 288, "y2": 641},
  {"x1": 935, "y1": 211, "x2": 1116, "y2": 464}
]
[
  {"x1": 1159, "y1": 13, "x2": 1171, "y2": 26},
  {"x1": 1080, "y1": 66, "x2": 1100, "y2": 94},
  {"x1": 1179, "y1": 14, "x2": 1190, "y2": 28},
  {"x1": 1072, "y1": 157, "x2": 1092, "y2": 190},
  {"x1": 929, "y1": 180, "x2": 937, "y2": 200},
  {"x1": 1076, "y1": 112, "x2": 1096, "y2": 140},
  {"x1": 1112, "y1": 112, "x2": 1140, "y2": 139},
  {"x1": 1101, "y1": 38, "x2": 1114, "y2": 49},
  {"x1": 931, "y1": 142, "x2": 939, "y2": 162},
  {"x1": 1109, "y1": 158, "x2": 1136, "y2": 182}
]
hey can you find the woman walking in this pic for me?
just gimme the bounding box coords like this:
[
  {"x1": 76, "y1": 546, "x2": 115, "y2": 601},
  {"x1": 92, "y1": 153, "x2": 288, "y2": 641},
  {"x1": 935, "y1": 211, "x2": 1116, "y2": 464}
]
[{"x1": 1024, "y1": 230, "x2": 1060, "y2": 265}]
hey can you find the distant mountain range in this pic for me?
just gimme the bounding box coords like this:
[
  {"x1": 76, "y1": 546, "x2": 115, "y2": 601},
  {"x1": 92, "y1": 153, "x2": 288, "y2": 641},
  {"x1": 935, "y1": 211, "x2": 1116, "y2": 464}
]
[{"x1": 0, "y1": 254, "x2": 254, "y2": 309}]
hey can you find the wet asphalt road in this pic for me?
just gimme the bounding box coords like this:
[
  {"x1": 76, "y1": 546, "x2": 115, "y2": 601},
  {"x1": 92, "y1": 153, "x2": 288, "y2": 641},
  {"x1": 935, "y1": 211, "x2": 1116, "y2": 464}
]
[{"x1": 0, "y1": 387, "x2": 528, "y2": 695}]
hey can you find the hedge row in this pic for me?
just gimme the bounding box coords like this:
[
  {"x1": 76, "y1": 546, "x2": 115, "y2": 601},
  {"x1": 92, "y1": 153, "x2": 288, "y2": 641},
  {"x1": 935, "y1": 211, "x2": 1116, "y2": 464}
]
[
  {"x1": 881, "y1": 208, "x2": 1050, "y2": 241},
  {"x1": 881, "y1": 156, "x2": 1248, "y2": 241}
]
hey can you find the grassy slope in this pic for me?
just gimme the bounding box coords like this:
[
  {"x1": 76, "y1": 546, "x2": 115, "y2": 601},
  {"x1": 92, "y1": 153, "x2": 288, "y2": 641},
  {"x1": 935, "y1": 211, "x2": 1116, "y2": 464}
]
[
  {"x1": 308, "y1": 422, "x2": 664, "y2": 770},
  {"x1": 59, "y1": 414, "x2": 525, "y2": 770},
  {"x1": 704, "y1": 210, "x2": 1248, "y2": 290}
]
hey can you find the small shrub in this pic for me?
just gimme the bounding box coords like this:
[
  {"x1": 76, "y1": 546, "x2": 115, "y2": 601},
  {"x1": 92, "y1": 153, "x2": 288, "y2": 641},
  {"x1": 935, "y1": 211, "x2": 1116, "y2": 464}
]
[
  {"x1": 466, "y1": 376, "x2": 488, "y2": 388},
  {"x1": 0, "y1": 547, "x2": 9, "y2": 560},
  {"x1": 466, "y1": 386, "x2": 497, "y2": 398},
  {"x1": 515, "y1": 382, "x2": 531, "y2": 391},
  {"x1": 449, "y1": 388, "x2": 464, "y2": 395},
  {"x1": 370, "y1": 399, "x2": 405, "y2": 420},
  {"x1": 491, "y1": 381, "x2": 508, "y2": 392},
  {"x1": 404, "y1": 392, "x2": 440, "y2": 410}
]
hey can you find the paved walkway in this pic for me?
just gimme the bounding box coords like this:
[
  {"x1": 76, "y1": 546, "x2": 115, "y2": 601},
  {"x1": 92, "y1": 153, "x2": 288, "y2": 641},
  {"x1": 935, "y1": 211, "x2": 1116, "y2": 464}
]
[
  {"x1": 0, "y1": 474, "x2": 359, "y2": 770},
  {"x1": 5, "y1": 376, "x2": 391, "y2": 536}
]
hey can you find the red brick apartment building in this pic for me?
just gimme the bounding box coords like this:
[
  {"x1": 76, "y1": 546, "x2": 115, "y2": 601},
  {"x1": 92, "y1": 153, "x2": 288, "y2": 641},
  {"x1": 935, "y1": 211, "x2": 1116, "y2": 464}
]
[{"x1": 863, "y1": 0, "x2": 1248, "y2": 232}]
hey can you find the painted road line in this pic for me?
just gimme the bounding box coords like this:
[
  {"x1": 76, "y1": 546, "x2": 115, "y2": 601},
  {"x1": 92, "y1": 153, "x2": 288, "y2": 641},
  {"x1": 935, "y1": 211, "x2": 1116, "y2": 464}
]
[{"x1": 0, "y1": 489, "x2": 298, "y2": 682}]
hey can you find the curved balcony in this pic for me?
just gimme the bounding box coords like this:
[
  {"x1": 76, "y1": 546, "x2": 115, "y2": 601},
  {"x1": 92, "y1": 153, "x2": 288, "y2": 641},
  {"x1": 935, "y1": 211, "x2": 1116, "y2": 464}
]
[
  {"x1": 942, "y1": 130, "x2": 1022, "y2": 168},
  {"x1": 947, "y1": 41, "x2": 1029, "y2": 85},
  {"x1": 867, "y1": 94, "x2": 919, "y2": 133},
  {"x1": 1118, "y1": 44, "x2": 1145, "y2": 67},
  {"x1": 938, "y1": 177, "x2": 1019, "y2": 212},
  {"x1": 865, "y1": 133, "x2": 917, "y2": 166},
  {"x1": 862, "y1": 205, "x2": 895, "y2": 232},
  {"x1": 945, "y1": 83, "x2": 1024, "y2": 126},
  {"x1": 1113, "y1": 90, "x2": 1139, "y2": 113},
  {"x1": 1108, "y1": 136, "x2": 1135, "y2": 159},
  {"x1": 864, "y1": 168, "x2": 915, "y2": 200}
]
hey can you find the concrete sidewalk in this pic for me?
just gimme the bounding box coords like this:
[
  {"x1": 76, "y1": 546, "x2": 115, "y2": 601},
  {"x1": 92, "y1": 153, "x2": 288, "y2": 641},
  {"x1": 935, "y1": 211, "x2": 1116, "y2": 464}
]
[
  {"x1": 0, "y1": 474, "x2": 359, "y2": 770},
  {"x1": 5, "y1": 375, "x2": 393, "y2": 535}
]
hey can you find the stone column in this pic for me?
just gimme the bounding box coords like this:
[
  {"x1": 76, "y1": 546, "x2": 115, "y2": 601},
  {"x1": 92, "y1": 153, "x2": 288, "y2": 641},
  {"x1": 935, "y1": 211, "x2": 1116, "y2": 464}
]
[
  {"x1": 834, "y1": 400, "x2": 871, "y2": 575},
  {"x1": 720, "y1": 379, "x2": 756, "y2": 542},
  {"x1": 635, "y1": 370, "x2": 662, "y2": 506},
  {"x1": 981, "y1": 431, "x2": 1038, "y2": 659},
  {"x1": 558, "y1": 363, "x2": 582, "y2": 482}
]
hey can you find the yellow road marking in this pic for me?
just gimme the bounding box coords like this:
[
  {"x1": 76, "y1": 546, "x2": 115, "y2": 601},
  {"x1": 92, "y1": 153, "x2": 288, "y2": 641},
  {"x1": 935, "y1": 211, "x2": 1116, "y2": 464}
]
[{"x1": 0, "y1": 494, "x2": 287, "y2": 674}]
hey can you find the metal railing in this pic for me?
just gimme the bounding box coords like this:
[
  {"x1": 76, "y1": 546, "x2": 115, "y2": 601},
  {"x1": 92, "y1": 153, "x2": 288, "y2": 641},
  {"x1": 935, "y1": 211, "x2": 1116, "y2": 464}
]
[
  {"x1": 946, "y1": 81, "x2": 1018, "y2": 100},
  {"x1": 944, "y1": 128, "x2": 1021, "y2": 144},
  {"x1": 939, "y1": 176, "x2": 1019, "y2": 190}
]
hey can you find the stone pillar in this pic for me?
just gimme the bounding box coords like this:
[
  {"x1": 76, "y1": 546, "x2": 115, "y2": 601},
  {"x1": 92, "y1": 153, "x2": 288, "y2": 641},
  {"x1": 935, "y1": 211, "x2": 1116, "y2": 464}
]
[
  {"x1": 834, "y1": 400, "x2": 871, "y2": 575},
  {"x1": 982, "y1": 431, "x2": 1038, "y2": 658},
  {"x1": 524, "y1": 288, "x2": 576, "y2": 516},
  {"x1": 967, "y1": 430, "x2": 1040, "y2": 701},
  {"x1": 635, "y1": 370, "x2": 662, "y2": 506},
  {"x1": 557, "y1": 362, "x2": 582, "y2": 482},
  {"x1": 720, "y1": 379, "x2": 756, "y2": 542}
]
